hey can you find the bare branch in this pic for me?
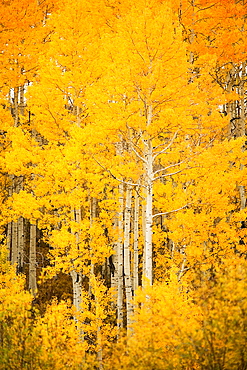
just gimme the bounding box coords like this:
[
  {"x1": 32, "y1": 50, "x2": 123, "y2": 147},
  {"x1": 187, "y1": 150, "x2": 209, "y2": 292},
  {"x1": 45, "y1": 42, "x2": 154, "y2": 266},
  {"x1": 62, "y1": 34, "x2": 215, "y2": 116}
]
[
  {"x1": 131, "y1": 143, "x2": 147, "y2": 163},
  {"x1": 153, "y1": 160, "x2": 186, "y2": 176},
  {"x1": 153, "y1": 140, "x2": 171, "y2": 151},
  {"x1": 154, "y1": 168, "x2": 187, "y2": 181},
  {"x1": 93, "y1": 156, "x2": 143, "y2": 188},
  {"x1": 153, "y1": 130, "x2": 178, "y2": 159},
  {"x1": 152, "y1": 203, "x2": 189, "y2": 218}
]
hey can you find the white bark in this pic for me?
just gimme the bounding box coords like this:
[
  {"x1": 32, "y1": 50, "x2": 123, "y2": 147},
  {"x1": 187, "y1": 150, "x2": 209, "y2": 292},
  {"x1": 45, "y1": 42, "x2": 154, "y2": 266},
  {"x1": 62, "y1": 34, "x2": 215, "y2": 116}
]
[
  {"x1": 70, "y1": 207, "x2": 84, "y2": 338},
  {"x1": 6, "y1": 176, "x2": 13, "y2": 260},
  {"x1": 20, "y1": 85, "x2": 25, "y2": 116},
  {"x1": 6, "y1": 222, "x2": 12, "y2": 261},
  {"x1": 17, "y1": 217, "x2": 24, "y2": 270},
  {"x1": 13, "y1": 86, "x2": 19, "y2": 127},
  {"x1": 124, "y1": 184, "x2": 133, "y2": 329},
  {"x1": 142, "y1": 198, "x2": 146, "y2": 281},
  {"x1": 177, "y1": 256, "x2": 187, "y2": 281},
  {"x1": 10, "y1": 176, "x2": 18, "y2": 266},
  {"x1": 11, "y1": 220, "x2": 18, "y2": 265},
  {"x1": 17, "y1": 176, "x2": 24, "y2": 271},
  {"x1": 70, "y1": 270, "x2": 82, "y2": 311},
  {"x1": 117, "y1": 182, "x2": 124, "y2": 328},
  {"x1": 89, "y1": 197, "x2": 97, "y2": 297},
  {"x1": 143, "y1": 138, "x2": 153, "y2": 286},
  {"x1": 71, "y1": 207, "x2": 83, "y2": 309},
  {"x1": 133, "y1": 188, "x2": 139, "y2": 292},
  {"x1": 238, "y1": 62, "x2": 246, "y2": 210},
  {"x1": 29, "y1": 223, "x2": 37, "y2": 295},
  {"x1": 111, "y1": 213, "x2": 118, "y2": 293},
  {"x1": 74, "y1": 207, "x2": 81, "y2": 243}
]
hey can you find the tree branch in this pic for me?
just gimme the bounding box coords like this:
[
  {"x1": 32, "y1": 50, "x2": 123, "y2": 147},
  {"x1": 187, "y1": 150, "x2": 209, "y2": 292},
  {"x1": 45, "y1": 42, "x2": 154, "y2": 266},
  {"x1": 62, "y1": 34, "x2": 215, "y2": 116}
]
[
  {"x1": 154, "y1": 168, "x2": 187, "y2": 181},
  {"x1": 152, "y1": 203, "x2": 189, "y2": 218},
  {"x1": 153, "y1": 130, "x2": 178, "y2": 159},
  {"x1": 131, "y1": 142, "x2": 147, "y2": 163},
  {"x1": 153, "y1": 160, "x2": 186, "y2": 176},
  {"x1": 93, "y1": 156, "x2": 143, "y2": 188}
]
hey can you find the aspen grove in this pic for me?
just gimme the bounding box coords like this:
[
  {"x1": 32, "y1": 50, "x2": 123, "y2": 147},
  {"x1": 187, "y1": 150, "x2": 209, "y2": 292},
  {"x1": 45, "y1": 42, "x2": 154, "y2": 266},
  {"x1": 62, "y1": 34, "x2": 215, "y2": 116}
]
[{"x1": 1, "y1": 0, "x2": 247, "y2": 368}]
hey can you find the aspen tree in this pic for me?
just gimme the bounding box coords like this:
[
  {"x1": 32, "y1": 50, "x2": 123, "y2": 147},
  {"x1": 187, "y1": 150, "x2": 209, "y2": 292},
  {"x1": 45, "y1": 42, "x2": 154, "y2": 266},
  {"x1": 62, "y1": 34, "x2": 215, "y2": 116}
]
[
  {"x1": 29, "y1": 223, "x2": 37, "y2": 295},
  {"x1": 123, "y1": 184, "x2": 133, "y2": 328},
  {"x1": 171, "y1": 0, "x2": 247, "y2": 278},
  {"x1": 70, "y1": 208, "x2": 83, "y2": 313},
  {"x1": 90, "y1": 0, "x2": 199, "y2": 286},
  {"x1": 0, "y1": 0, "x2": 56, "y2": 280},
  {"x1": 117, "y1": 181, "x2": 124, "y2": 328},
  {"x1": 24, "y1": 4, "x2": 118, "y2": 343},
  {"x1": 133, "y1": 187, "x2": 139, "y2": 292}
]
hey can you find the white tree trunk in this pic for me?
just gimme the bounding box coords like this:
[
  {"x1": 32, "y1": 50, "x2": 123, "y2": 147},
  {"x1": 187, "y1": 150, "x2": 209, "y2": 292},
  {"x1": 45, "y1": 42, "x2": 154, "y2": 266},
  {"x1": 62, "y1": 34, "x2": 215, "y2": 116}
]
[
  {"x1": 17, "y1": 216, "x2": 24, "y2": 271},
  {"x1": 6, "y1": 222, "x2": 12, "y2": 261},
  {"x1": 142, "y1": 198, "x2": 146, "y2": 282},
  {"x1": 111, "y1": 213, "x2": 118, "y2": 293},
  {"x1": 133, "y1": 188, "x2": 139, "y2": 292},
  {"x1": 11, "y1": 220, "x2": 18, "y2": 265},
  {"x1": 29, "y1": 223, "x2": 37, "y2": 295},
  {"x1": 70, "y1": 270, "x2": 83, "y2": 311},
  {"x1": 71, "y1": 207, "x2": 82, "y2": 309},
  {"x1": 6, "y1": 176, "x2": 13, "y2": 260},
  {"x1": 238, "y1": 62, "x2": 246, "y2": 210},
  {"x1": 20, "y1": 85, "x2": 25, "y2": 116},
  {"x1": 71, "y1": 207, "x2": 84, "y2": 338},
  {"x1": 143, "y1": 138, "x2": 153, "y2": 286},
  {"x1": 117, "y1": 182, "x2": 124, "y2": 328},
  {"x1": 17, "y1": 176, "x2": 24, "y2": 271},
  {"x1": 89, "y1": 196, "x2": 97, "y2": 297},
  {"x1": 9, "y1": 176, "x2": 18, "y2": 266},
  {"x1": 13, "y1": 86, "x2": 19, "y2": 127},
  {"x1": 124, "y1": 184, "x2": 133, "y2": 330}
]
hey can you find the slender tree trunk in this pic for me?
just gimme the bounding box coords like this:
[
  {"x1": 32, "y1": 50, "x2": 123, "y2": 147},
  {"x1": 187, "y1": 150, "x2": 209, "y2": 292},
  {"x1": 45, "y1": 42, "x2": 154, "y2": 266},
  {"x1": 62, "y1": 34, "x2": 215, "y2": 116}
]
[
  {"x1": 11, "y1": 176, "x2": 18, "y2": 265},
  {"x1": 6, "y1": 222, "x2": 12, "y2": 261},
  {"x1": 19, "y1": 85, "x2": 25, "y2": 116},
  {"x1": 17, "y1": 176, "x2": 24, "y2": 272},
  {"x1": 13, "y1": 86, "x2": 19, "y2": 127},
  {"x1": 238, "y1": 62, "x2": 246, "y2": 210},
  {"x1": 71, "y1": 207, "x2": 83, "y2": 310},
  {"x1": 142, "y1": 197, "x2": 146, "y2": 283},
  {"x1": 226, "y1": 65, "x2": 236, "y2": 138},
  {"x1": 6, "y1": 176, "x2": 13, "y2": 260},
  {"x1": 70, "y1": 207, "x2": 84, "y2": 340},
  {"x1": 91, "y1": 276, "x2": 103, "y2": 370},
  {"x1": 70, "y1": 270, "x2": 83, "y2": 311},
  {"x1": 178, "y1": 254, "x2": 187, "y2": 281},
  {"x1": 9, "y1": 86, "x2": 19, "y2": 263},
  {"x1": 124, "y1": 184, "x2": 133, "y2": 330},
  {"x1": 71, "y1": 105, "x2": 83, "y2": 311},
  {"x1": 111, "y1": 213, "x2": 118, "y2": 293},
  {"x1": 11, "y1": 219, "x2": 18, "y2": 265},
  {"x1": 29, "y1": 223, "x2": 37, "y2": 295},
  {"x1": 133, "y1": 188, "x2": 139, "y2": 292},
  {"x1": 89, "y1": 196, "x2": 97, "y2": 297},
  {"x1": 225, "y1": 64, "x2": 246, "y2": 210},
  {"x1": 17, "y1": 217, "x2": 24, "y2": 271},
  {"x1": 143, "y1": 138, "x2": 153, "y2": 286},
  {"x1": 117, "y1": 182, "x2": 124, "y2": 328}
]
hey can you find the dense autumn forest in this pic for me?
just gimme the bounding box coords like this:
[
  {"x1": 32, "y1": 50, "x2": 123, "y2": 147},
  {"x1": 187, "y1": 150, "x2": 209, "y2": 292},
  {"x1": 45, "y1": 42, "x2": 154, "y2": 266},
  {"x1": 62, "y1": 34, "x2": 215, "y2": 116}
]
[{"x1": 1, "y1": 0, "x2": 247, "y2": 368}]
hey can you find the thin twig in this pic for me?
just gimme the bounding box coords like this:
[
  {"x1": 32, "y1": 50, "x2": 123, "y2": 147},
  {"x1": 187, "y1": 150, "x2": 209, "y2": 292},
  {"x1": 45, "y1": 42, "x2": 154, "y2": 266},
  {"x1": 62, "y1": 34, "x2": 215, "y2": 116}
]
[
  {"x1": 93, "y1": 156, "x2": 143, "y2": 188},
  {"x1": 131, "y1": 143, "x2": 147, "y2": 163},
  {"x1": 153, "y1": 130, "x2": 178, "y2": 159}
]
